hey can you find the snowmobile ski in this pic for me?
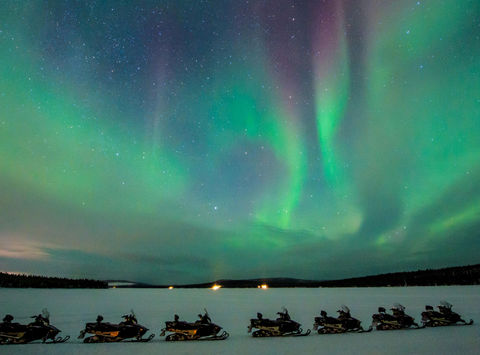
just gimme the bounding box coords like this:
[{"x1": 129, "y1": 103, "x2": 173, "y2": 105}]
[
  {"x1": 45, "y1": 336, "x2": 70, "y2": 344},
  {"x1": 292, "y1": 329, "x2": 311, "y2": 337},
  {"x1": 187, "y1": 330, "x2": 229, "y2": 341},
  {"x1": 423, "y1": 319, "x2": 474, "y2": 327},
  {"x1": 252, "y1": 328, "x2": 310, "y2": 337},
  {"x1": 124, "y1": 334, "x2": 155, "y2": 342}
]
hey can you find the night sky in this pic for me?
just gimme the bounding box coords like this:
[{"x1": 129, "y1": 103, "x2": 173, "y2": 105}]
[{"x1": 1, "y1": 0, "x2": 479, "y2": 284}]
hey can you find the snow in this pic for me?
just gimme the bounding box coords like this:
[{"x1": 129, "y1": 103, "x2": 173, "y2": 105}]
[{"x1": 1, "y1": 286, "x2": 479, "y2": 354}]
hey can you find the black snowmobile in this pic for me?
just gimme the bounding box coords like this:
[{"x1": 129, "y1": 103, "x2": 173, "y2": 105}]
[
  {"x1": 371, "y1": 304, "x2": 420, "y2": 330},
  {"x1": 248, "y1": 308, "x2": 310, "y2": 337},
  {"x1": 0, "y1": 310, "x2": 69, "y2": 345},
  {"x1": 421, "y1": 301, "x2": 473, "y2": 327},
  {"x1": 78, "y1": 312, "x2": 154, "y2": 343},
  {"x1": 160, "y1": 310, "x2": 229, "y2": 341},
  {"x1": 313, "y1": 305, "x2": 371, "y2": 334}
]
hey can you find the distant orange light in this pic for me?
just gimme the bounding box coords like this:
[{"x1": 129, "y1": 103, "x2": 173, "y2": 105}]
[
  {"x1": 211, "y1": 284, "x2": 222, "y2": 290},
  {"x1": 168, "y1": 286, "x2": 174, "y2": 290},
  {"x1": 260, "y1": 284, "x2": 268, "y2": 289}
]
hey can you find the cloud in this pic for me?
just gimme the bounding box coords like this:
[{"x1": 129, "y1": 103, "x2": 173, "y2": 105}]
[{"x1": 0, "y1": 235, "x2": 50, "y2": 260}]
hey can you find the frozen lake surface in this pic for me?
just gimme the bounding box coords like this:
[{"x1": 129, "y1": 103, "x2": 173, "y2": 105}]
[{"x1": 1, "y1": 286, "x2": 479, "y2": 354}]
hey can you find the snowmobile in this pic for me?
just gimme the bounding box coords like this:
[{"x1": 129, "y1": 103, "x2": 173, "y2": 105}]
[
  {"x1": 371, "y1": 304, "x2": 420, "y2": 330},
  {"x1": 313, "y1": 306, "x2": 371, "y2": 334},
  {"x1": 160, "y1": 310, "x2": 229, "y2": 341},
  {"x1": 78, "y1": 312, "x2": 154, "y2": 343},
  {"x1": 0, "y1": 309, "x2": 69, "y2": 344},
  {"x1": 421, "y1": 301, "x2": 473, "y2": 327},
  {"x1": 248, "y1": 308, "x2": 311, "y2": 337}
]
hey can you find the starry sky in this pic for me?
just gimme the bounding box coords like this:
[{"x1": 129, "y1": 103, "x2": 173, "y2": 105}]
[{"x1": 1, "y1": 0, "x2": 479, "y2": 284}]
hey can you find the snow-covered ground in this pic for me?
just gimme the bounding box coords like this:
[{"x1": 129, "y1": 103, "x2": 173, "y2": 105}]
[{"x1": 1, "y1": 286, "x2": 478, "y2": 354}]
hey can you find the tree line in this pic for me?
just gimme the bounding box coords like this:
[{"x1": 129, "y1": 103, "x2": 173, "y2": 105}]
[
  {"x1": 0, "y1": 272, "x2": 108, "y2": 288},
  {"x1": 318, "y1": 264, "x2": 480, "y2": 287}
]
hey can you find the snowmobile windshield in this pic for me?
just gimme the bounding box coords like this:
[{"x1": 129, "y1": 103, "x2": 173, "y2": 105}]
[
  {"x1": 42, "y1": 308, "x2": 50, "y2": 321},
  {"x1": 439, "y1": 301, "x2": 452, "y2": 308},
  {"x1": 124, "y1": 315, "x2": 137, "y2": 323},
  {"x1": 392, "y1": 303, "x2": 405, "y2": 311},
  {"x1": 340, "y1": 305, "x2": 350, "y2": 313}
]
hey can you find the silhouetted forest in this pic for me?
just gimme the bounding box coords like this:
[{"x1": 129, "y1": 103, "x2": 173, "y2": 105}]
[
  {"x1": 317, "y1": 264, "x2": 480, "y2": 287},
  {"x1": 0, "y1": 273, "x2": 107, "y2": 288}
]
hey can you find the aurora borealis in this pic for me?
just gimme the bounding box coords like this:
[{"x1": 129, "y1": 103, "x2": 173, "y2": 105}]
[{"x1": 1, "y1": 0, "x2": 479, "y2": 284}]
